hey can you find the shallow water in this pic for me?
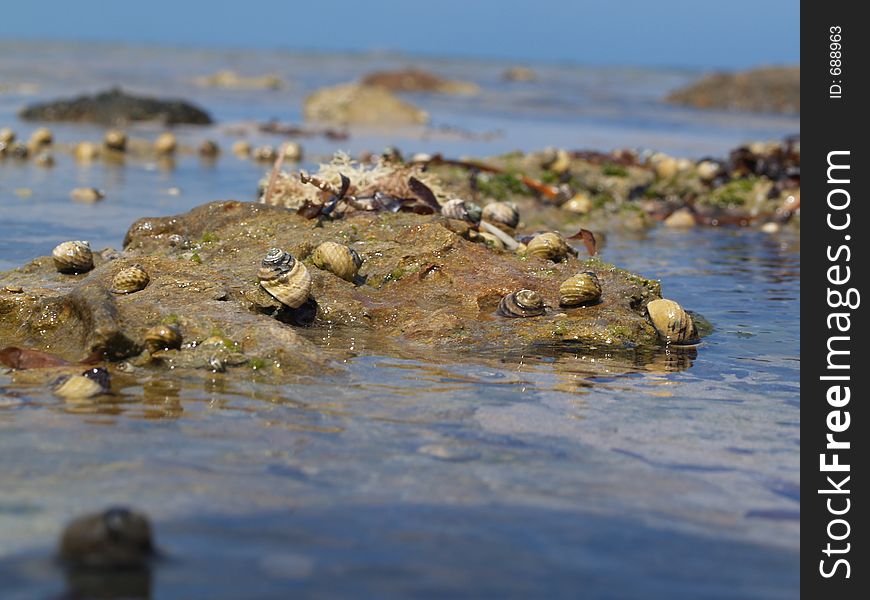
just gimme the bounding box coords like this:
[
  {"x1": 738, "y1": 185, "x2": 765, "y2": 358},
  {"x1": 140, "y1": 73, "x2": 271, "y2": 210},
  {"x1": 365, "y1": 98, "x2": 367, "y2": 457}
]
[{"x1": 1, "y1": 42, "x2": 799, "y2": 598}]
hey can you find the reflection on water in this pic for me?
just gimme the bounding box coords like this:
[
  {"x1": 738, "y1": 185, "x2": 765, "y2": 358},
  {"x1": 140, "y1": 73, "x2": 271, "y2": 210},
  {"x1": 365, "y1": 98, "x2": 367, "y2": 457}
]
[{"x1": 0, "y1": 41, "x2": 798, "y2": 597}]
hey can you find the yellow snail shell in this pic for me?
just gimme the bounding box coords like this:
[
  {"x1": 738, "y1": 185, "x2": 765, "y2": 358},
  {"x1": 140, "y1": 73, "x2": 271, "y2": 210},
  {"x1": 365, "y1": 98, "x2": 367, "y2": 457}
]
[
  {"x1": 104, "y1": 129, "x2": 127, "y2": 152},
  {"x1": 646, "y1": 298, "x2": 698, "y2": 344},
  {"x1": 144, "y1": 324, "x2": 182, "y2": 353},
  {"x1": 311, "y1": 242, "x2": 362, "y2": 282},
  {"x1": 475, "y1": 231, "x2": 506, "y2": 250},
  {"x1": 153, "y1": 132, "x2": 177, "y2": 155},
  {"x1": 54, "y1": 368, "x2": 110, "y2": 399},
  {"x1": 258, "y1": 248, "x2": 311, "y2": 308},
  {"x1": 559, "y1": 272, "x2": 602, "y2": 307},
  {"x1": 0, "y1": 127, "x2": 15, "y2": 144},
  {"x1": 30, "y1": 127, "x2": 53, "y2": 147},
  {"x1": 481, "y1": 201, "x2": 519, "y2": 230},
  {"x1": 111, "y1": 264, "x2": 150, "y2": 294},
  {"x1": 525, "y1": 232, "x2": 571, "y2": 262},
  {"x1": 52, "y1": 241, "x2": 94, "y2": 274},
  {"x1": 232, "y1": 140, "x2": 251, "y2": 157},
  {"x1": 74, "y1": 141, "x2": 100, "y2": 162},
  {"x1": 497, "y1": 289, "x2": 545, "y2": 318}
]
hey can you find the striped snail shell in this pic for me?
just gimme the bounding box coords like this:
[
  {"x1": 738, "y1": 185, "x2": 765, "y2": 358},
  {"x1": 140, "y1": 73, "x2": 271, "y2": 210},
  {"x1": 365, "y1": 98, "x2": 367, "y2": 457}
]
[
  {"x1": 258, "y1": 248, "x2": 311, "y2": 309},
  {"x1": 646, "y1": 298, "x2": 698, "y2": 345},
  {"x1": 52, "y1": 240, "x2": 94, "y2": 274},
  {"x1": 497, "y1": 289, "x2": 545, "y2": 318},
  {"x1": 481, "y1": 201, "x2": 519, "y2": 230},
  {"x1": 311, "y1": 241, "x2": 363, "y2": 282},
  {"x1": 144, "y1": 324, "x2": 182, "y2": 353},
  {"x1": 441, "y1": 198, "x2": 482, "y2": 224},
  {"x1": 54, "y1": 367, "x2": 111, "y2": 399},
  {"x1": 559, "y1": 272, "x2": 602, "y2": 307},
  {"x1": 525, "y1": 232, "x2": 571, "y2": 262},
  {"x1": 104, "y1": 129, "x2": 127, "y2": 152},
  {"x1": 111, "y1": 264, "x2": 150, "y2": 294}
]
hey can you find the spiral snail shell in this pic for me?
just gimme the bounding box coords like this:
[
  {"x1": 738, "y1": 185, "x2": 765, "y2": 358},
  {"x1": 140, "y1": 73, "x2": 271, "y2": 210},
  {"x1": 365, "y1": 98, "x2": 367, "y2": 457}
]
[
  {"x1": 481, "y1": 201, "x2": 519, "y2": 230},
  {"x1": 646, "y1": 298, "x2": 698, "y2": 345},
  {"x1": 104, "y1": 129, "x2": 127, "y2": 152},
  {"x1": 52, "y1": 240, "x2": 94, "y2": 274},
  {"x1": 497, "y1": 289, "x2": 545, "y2": 318},
  {"x1": 53, "y1": 367, "x2": 111, "y2": 399},
  {"x1": 559, "y1": 272, "x2": 602, "y2": 307},
  {"x1": 144, "y1": 324, "x2": 182, "y2": 354},
  {"x1": 525, "y1": 232, "x2": 571, "y2": 262},
  {"x1": 311, "y1": 242, "x2": 363, "y2": 282},
  {"x1": 441, "y1": 198, "x2": 482, "y2": 224},
  {"x1": 111, "y1": 264, "x2": 150, "y2": 294},
  {"x1": 258, "y1": 248, "x2": 312, "y2": 309}
]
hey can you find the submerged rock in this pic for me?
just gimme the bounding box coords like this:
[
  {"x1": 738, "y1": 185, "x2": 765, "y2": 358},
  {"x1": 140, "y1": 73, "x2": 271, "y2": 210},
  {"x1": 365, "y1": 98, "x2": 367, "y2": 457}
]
[
  {"x1": 19, "y1": 87, "x2": 213, "y2": 125},
  {"x1": 304, "y1": 83, "x2": 428, "y2": 127},
  {"x1": 0, "y1": 201, "x2": 674, "y2": 373},
  {"x1": 192, "y1": 70, "x2": 283, "y2": 90},
  {"x1": 360, "y1": 68, "x2": 479, "y2": 95},
  {"x1": 59, "y1": 507, "x2": 155, "y2": 569},
  {"x1": 665, "y1": 67, "x2": 800, "y2": 114}
]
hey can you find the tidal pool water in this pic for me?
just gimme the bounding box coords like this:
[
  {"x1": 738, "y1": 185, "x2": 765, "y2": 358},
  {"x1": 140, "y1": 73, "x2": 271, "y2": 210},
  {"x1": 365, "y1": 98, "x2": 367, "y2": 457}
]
[{"x1": 1, "y1": 42, "x2": 799, "y2": 598}]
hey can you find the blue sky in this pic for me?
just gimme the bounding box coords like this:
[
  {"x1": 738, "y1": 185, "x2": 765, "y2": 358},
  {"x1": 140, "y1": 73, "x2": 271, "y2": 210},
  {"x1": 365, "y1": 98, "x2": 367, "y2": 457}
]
[{"x1": 0, "y1": 0, "x2": 799, "y2": 69}]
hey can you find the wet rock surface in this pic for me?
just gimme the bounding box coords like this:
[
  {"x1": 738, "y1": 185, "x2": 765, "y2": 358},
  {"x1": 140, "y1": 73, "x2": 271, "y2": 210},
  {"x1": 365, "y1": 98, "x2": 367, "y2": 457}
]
[
  {"x1": 303, "y1": 83, "x2": 428, "y2": 126},
  {"x1": 665, "y1": 66, "x2": 800, "y2": 114},
  {"x1": 19, "y1": 87, "x2": 213, "y2": 126},
  {"x1": 1, "y1": 201, "x2": 668, "y2": 374}
]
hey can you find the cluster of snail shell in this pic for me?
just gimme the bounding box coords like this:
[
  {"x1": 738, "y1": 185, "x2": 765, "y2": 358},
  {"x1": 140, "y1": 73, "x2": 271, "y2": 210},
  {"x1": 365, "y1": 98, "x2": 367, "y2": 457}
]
[{"x1": 497, "y1": 272, "x2": 602, "y2": 318}]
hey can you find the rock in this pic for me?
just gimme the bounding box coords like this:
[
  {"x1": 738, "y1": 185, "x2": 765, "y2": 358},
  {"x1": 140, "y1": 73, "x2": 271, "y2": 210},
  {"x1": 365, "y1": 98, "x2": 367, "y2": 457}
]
[
  {"x1": 304, "y1": 83, "x2": 428, "y2": 127},
  {"x1": 153, "y1": 132, "x2": 177, "y2": 155},
  {"x1": 663, "y1": 208, "x2": 696, "y2": 228},
  {"x1": 0, "y1": 201, "x2": 670, "y2": 372},
  {"x1": 19, "y1": 87, "x2": 212, "y2": 125},
  {"x1": 70, "y1": 187, "x2": 105, "y2": 203},
  {"x1": 193, "y1": 70, "x2": 283, "y2": 90},
  {"x1": 59, "y1": 507, "x2": 155, "y2": 569},
  {"x1": 503, "y1": 66, "x2": 537, "y2": 82},
  {"x1": 360, "y1": 68, "x2": 479, "y2": 95},
  {"x1": 666, "y1": 67, "x2": 799, "y2": 114}
]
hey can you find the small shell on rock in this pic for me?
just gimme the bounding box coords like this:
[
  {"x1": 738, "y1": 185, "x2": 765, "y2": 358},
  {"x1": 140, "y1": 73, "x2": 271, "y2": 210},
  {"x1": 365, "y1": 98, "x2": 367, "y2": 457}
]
[
  {"x1": 30, "y1": 127, "x2": 53, "y2": 147},
  {"x1": 258, "y1": 248, "x2": 312, "y2": 308},
  {"x1": 441, "y1": 198, "x2": 482, "y2": 223},
  {"x1": 34, "y1": 152, "x2": 55, "y2": 168},
  {"x1": 104, "y1": 129, "x2": 127, "y2": 152},
  {"x1": 696, "y1": 160, "x2": 721, "y2": 183},
  {"x1": 0, "y1": 127, "x2": 15, "y2": 144},
  {"x1": 559, "y1": 272, "x2": 602, "y2": 307},
  {"x1": 760, "y1": 222, "x2": 781, "y2": 234},
  {"x1": 199, "y1": 140, "x2": 220, "y2": 157},
  {"x1": 54, "y1": 367, "x2": 111, "y2": 399},
  {"x1": 153, "y1": 132, "x2": 177, "y2": 155},
  {"x1": 111, "y1": 264, "x2": 150, "y2": 294},
  {"x1": 562, "y1": 193, "x2": 593, "y2": 214},
  {"x1": 74, "y1": 141, "x2": 100, "y2": 162},
  {"x1": 646, "y1": 298, "x2": 698, "y2": 344},
  {"x1": 144, "y1": 324, "x2": 182, "y2": 353},
  {"x1": 663, "y1": 208, "x2": 696, "y2": 228},
  {"x1": 481, "y1": 201, "x2": 519, "y2": 230},
  {"x1": 311, "y1": 241, "x2": 363, "y2": 282},
  {"x1": 52, "y1": 240, "x2": 94, "y2": 274},
  {"x1": 475, "y1": 231, "x2": 506, "y2": 250},
  {"x1": 497, "y1": 289, "x2": 545, "y2": 318},
  {"x1": 253, "y1": 145, "x2": 277, "y2": 162},
  {"x1": 283, "y1": 141, "x2": 303, "y2": 162},
  {"x1": 70, "y1": 187, "x2": 106, "y2": 203},
  {"x1": 232, "y1": 140, "x2": 251, "y2": 158},
  {"x1": 525, "y1": 232, "x2": 571, "y2": 262}
]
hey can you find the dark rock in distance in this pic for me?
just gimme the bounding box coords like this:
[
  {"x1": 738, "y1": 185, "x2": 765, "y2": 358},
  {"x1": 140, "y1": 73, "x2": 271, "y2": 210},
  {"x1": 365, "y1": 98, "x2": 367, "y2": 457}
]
[
  {"x1": 665, "y1": 67, "x2": 799, "y2": 115},
  {"x1": 19, "y1": 87, "x2": 213, "y2": 126},
  {"x1": 59, "y1": 507, "x2": 156, "y2": 569}
]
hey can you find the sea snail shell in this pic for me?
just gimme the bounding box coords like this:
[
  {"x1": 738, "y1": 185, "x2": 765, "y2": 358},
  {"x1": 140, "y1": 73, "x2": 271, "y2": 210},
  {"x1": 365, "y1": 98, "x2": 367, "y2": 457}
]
[
  {"x1": 559, "y1": 272, "x2": 602, "y2": 307},
  {"x1": 481, "y1": 201, "x2": 519, "y2": 230},
  {"x1": 52, "y1": 241, "x2": 94, "y2": 274},
  {"x1": 646, "y1": 298, "x2": 698, "y2": 344},
  {"x1": 441, "y1": 198, "x2": 482, "y2": 224},
  {"x1": 258, "y1": 248, "x2": 311, "y2": 309},
  {"x1": 104, "y1": 129, "x2": 127, "y2": 152},
  {"x1": 144, "y1": 324, "x2": 182, "y2": 353},
  {"x1": 311, "y1": 242, "x2": 362, "y2": 282},
  {"x1": 525, "y1": 232, "x2": 571, "y2": 262},
  {"x1": 53, "y1": 367, "x2": 111, "y2": 399},
  {"x1": 497, "y1": 289, "x2": 545, "y2": 318},
  {"x1": 111, "y1": 264, "x2": 150, "y2": 294}
]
